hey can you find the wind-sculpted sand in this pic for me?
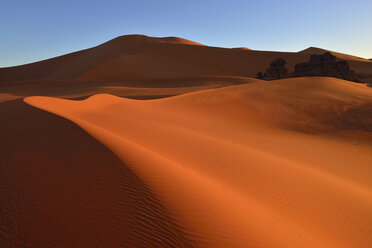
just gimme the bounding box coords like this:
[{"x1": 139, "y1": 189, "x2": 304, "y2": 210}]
[{"x1": 25, "y1": 77, "x2": 372, "y2": 248}]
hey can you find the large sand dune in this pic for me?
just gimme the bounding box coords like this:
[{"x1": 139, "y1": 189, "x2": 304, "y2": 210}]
[
  {"x1": 25, "y1": 77, "x2": 372, "y2": 248},
  {"x1": 0, "y1": 35, "x2": 204, "y2": 81},
  {"x1": 1, "y1": 35, "x2": 372, "y2": 83}
]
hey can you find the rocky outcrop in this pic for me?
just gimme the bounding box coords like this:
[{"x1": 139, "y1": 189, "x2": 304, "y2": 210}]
[
  {"x1": 293, "y1": 52, "x2": 359, "y2": 82},
  {"x1": 257, "y1": 52, "x2": 361, "y2": 82},
  {"x1": 257, "y1": 58, "x2": 288, "y2": 80}
]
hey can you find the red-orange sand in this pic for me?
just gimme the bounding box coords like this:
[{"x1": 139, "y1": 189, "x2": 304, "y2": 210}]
[
  {"x1": 25, "y1": 77, "x2": 372, "y2": 248},
  {"x1": 1, "y1": 35, "x2": 372, "y2": 248}
]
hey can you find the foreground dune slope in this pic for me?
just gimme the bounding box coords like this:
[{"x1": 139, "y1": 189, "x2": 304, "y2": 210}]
[
  {"x1": 26, "y1": 77, "x2": 372, "y2": 248},
  {"x1": 0, "y1": 100, "x2": 196, "y2": 248}
]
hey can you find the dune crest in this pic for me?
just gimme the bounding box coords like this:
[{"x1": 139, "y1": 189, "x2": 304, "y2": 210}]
[{"x1": 25, "y1": 77, "x2": 372, "y2": 248}]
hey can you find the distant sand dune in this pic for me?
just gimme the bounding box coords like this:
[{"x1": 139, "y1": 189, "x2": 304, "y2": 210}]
[
  {"x1": 25, "y1": 77, "x2": 372, "y2": 248},
  {"x1": 0, "y1": 35, "x2": 204, "y2": 81},
  {"x1": 1, "y1": 35, "x2": 371, "y2": 83}
]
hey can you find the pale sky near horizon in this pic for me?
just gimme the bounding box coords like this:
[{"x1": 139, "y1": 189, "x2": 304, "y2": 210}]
[{"x1": 1, "y1": 0, "x2": 371, "y2": 67}]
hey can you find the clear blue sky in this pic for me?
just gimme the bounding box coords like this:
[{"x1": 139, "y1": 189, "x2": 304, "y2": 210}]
[{"x1": 1, "y1": 0, "x2": 371, "y2": 67}]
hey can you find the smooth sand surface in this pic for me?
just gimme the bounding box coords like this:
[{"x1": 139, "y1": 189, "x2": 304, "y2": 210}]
[{"x1": 25, "y1": 77, "x2": 372, "y2": 248}]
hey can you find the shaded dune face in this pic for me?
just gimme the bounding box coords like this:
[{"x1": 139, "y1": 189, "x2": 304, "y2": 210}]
[
  {"x1": 25, "y1": 78, "x2": 372, "y2": 248},
  {"x1": 0, "y1": 35, "x2": 206, "y2": 81},
  {"x1": 0, "y1": 100, "x2": 196, "y2": 248}
]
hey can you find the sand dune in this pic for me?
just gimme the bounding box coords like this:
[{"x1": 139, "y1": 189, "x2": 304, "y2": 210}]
[
  {"x1": 0, "y1": 73, "x2": 259, "y2": 247},
  {"x1": 0, "y1": 99, "x2": 195, "y2": 248},
  {"x1": 0, "y1": 35, "x2": 204, "y2": 81},
  {"x1": 25, "y1": 77, "x2": 372, "y2": 248},
  {"x1": 74, "y1": 44, "x2": 372, "y2": 82},
  {"x1": 1, "y1": 35, "x2": 371, "y2": 83}
]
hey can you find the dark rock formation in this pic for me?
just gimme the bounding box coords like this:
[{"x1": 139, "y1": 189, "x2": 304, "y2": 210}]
[
  {"x1": 293, "y1": 52, "x2": 360, "y2": 82},
  {"x1": 270, "y1": 58, "x2": 286, "y2": 67},
  {"x1": 257, "y1": 58, "x2": 288, "y2": 80},
  {"x1": 257, "y1": 52, "x2": 361, "y2": 82}
]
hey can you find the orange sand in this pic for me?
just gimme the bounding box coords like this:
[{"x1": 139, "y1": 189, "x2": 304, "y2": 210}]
[{"x1": 26, "y1": 77, "x2": 372, "y2": 248}]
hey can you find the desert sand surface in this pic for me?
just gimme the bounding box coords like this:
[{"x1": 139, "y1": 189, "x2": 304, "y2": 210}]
[
  {"x1": 25, "y1": 77, "x2": 372, "y2": 248},
  {"x1": 1, "y1": 35, "x2": 372, "y2": 248}
]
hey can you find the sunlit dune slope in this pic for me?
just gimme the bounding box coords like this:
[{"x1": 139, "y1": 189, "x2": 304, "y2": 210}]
[
  {"x1": 26, "y1": 77, "x2": 372, "y2": 248},
  {"x1": 1, "y1": 35, "x2": 371, "y2": 82}
]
